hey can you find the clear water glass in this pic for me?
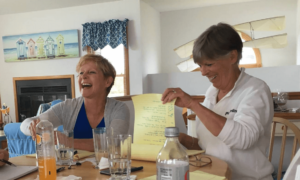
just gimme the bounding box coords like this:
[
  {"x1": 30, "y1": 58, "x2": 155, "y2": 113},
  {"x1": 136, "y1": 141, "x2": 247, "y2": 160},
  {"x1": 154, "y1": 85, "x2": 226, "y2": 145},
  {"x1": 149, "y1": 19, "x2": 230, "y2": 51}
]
[
  {"x1": 92, "y1": 127, "x2": 107, "y2": 168},
  {"x1": 107, "y1": 134, "x2": 132, "y2": 180},
  {"x1": 54, "y1": 127, "x2": 74, "y2": 166}
]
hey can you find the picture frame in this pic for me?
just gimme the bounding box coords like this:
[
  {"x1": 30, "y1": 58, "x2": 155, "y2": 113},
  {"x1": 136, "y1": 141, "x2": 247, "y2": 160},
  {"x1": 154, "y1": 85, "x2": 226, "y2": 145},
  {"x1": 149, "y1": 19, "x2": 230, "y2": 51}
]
[{"x1": 2, "y1": 29, "x2": 79, "y2": 62}]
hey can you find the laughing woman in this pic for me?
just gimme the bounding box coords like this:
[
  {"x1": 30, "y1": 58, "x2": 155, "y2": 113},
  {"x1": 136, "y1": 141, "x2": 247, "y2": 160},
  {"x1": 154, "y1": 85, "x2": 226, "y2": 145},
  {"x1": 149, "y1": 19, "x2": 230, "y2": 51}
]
[
  {"x1": 20, "y1": 54, "x2": 130, "y2": 151},
  {"x1": 161, "y1": 23, "x2": 274, "y2": 180}
]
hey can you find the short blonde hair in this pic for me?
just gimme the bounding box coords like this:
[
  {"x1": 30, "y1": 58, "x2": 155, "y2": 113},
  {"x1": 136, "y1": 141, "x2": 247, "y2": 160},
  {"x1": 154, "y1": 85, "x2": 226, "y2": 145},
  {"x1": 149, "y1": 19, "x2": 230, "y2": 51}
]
[{"x1": 76, "y1": 54, "x2": 116, "y2": 95}]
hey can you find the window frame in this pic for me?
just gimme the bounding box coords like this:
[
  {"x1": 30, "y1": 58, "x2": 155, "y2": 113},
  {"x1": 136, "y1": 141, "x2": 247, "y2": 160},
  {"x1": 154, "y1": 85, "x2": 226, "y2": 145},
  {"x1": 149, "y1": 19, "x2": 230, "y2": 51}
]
[
  {"x1": 239, "y1": 31, "x2": 262, "y2": 68},
  {"x1": 86, "y1": 41, "x2": 130, "y2": 96}
]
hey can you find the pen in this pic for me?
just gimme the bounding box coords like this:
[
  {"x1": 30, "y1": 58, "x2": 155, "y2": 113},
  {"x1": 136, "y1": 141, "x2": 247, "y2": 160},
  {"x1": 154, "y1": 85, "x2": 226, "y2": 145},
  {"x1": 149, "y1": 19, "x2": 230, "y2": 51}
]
[
  {"x1": 0, "y1": 159, "x2": 17, "y2": 167},
  {"x1": 56, "y1": 167, "x2": 65, "y2": 173}
]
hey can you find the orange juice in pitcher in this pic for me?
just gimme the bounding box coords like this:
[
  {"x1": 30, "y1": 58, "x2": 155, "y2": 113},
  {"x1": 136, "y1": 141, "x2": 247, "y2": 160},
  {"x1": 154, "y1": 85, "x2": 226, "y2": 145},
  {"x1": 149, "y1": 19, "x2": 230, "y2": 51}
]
[
  {"x1": 38, "y1": 157, "x2": 57, "y2": 180},
  {"x1": 36, "y1": 120, "x2": 57, "y2": 180}
]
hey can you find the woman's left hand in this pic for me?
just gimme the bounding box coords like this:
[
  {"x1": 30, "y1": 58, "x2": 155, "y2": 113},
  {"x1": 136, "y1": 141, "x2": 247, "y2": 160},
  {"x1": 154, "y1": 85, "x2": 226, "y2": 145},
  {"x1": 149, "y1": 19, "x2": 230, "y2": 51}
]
[{"x1": 161, "y1": 88, "x2": 194, "y2": 108}]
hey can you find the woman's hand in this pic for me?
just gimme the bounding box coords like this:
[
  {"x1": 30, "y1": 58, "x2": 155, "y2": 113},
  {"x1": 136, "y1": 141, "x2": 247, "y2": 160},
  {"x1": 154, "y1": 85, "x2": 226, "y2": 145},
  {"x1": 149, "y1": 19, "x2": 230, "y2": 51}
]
[
  {"x1": 29, "y1": 119, "x2": 40, "y2": 141},
  {"x1": 161, "y1": 88, "x2": 195, "y2": 108},
  {"x1": 0, "y1": 149, "x2": 9, "y2": 167}
]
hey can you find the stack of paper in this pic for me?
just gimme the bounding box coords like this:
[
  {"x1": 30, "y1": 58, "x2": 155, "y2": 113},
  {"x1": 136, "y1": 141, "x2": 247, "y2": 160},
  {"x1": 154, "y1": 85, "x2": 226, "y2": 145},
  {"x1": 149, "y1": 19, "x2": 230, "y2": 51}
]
[
  {"x1": 132, "y1": 94, "x2": 176, "y2": 145},
  {"x1": 131, "y1": 94, "x2": 204, "y2": 162}
]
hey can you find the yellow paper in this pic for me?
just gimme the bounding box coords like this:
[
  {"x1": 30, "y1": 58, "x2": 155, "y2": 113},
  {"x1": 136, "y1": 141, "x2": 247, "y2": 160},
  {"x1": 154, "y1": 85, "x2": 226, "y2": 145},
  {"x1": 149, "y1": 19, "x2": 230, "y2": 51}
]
[
  {"x1": 140, "y1": 175, "x2": 156, "y2": 180},
  {"x1": 141, "y1": 171, "x2": 226, "y2": 180},
  {"x1": 132, "y1": 94, "x2": 176, "y2": 145},
  {"x1": 131, "y1": 143, "x2": 204, "y2": 162},
  {"x1": 191, "y1": 171, "x2": 226, "y2": 180},
  {"x1": 141, "y1": 175, "x2": 156, "y2": 180}
]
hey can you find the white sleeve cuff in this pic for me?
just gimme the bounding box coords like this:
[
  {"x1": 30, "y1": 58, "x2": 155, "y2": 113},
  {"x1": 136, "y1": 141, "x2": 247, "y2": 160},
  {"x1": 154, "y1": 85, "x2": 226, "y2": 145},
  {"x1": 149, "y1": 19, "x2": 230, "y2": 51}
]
[{"x1": 20, "y1": 118, "x2": 34, "y2": 136}]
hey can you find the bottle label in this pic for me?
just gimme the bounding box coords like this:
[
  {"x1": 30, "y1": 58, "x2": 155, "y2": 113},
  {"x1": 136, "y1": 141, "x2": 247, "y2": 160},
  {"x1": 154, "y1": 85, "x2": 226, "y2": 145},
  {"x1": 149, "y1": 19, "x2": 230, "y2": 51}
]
[{"x1": 157, "y1": 164, "x2": 189, "y2": 180}]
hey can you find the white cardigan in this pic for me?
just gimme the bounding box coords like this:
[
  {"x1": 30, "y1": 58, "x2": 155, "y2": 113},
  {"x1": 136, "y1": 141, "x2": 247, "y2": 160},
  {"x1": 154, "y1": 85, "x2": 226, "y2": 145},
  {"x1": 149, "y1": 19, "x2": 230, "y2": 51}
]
[
  {"x1": 20, "y1": 97, "x2": 130, "y2": 136},
  {"x1": 196, "y1": 68, "x2": 274, "y2": 180}
]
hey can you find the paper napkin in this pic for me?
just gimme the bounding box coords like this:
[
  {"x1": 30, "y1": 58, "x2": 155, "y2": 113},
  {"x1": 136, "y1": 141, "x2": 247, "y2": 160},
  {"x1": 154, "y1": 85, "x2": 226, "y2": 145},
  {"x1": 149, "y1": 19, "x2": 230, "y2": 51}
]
[{"x1": 99, "y1": 157, "x2": 109, "y2": 170}]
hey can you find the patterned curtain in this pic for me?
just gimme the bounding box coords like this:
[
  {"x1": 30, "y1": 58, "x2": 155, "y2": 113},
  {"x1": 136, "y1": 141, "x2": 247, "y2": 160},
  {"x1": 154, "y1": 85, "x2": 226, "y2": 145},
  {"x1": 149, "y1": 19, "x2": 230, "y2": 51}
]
[{"x1": 82, "y1": 19, "x2": 128, "y2": 51}]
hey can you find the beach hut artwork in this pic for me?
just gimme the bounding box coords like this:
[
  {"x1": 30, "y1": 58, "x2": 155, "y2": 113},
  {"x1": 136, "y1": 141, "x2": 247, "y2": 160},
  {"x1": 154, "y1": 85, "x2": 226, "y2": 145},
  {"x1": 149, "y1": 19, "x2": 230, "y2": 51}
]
[
  {"x1": 27, "y1": 38, "x2": 36, "y2": 58},
  {"x1": 36, "y1": 36, "x2": 46, "y2": 59},
  {"x1": 56, "y1": 34, "x2": 66, "y2": 57},
  {"x1": 16, "y1": 38, "x2": 27, "y2": 60},
  {"x1": 45, "y1": 36, "x2": 55, "y2": 59},
  {"x1": 2, "y1": 29, "x2": 79, "y2": 62}
]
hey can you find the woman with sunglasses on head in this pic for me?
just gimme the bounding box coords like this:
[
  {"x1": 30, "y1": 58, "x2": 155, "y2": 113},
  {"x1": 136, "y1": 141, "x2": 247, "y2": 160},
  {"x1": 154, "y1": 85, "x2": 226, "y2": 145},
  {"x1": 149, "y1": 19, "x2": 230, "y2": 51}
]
[
  {"x1": 161, "y1": 23, "x2": 273, "y2": 180},
  {"x1": 20, "y1": 54, "x2": 130, "y2": 152}
]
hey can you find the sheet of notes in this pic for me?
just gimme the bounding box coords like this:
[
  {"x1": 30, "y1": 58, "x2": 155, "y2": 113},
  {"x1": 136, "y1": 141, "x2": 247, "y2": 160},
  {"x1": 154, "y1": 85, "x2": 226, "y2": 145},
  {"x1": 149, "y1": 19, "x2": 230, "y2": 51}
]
[{"x1": 132, "y1": 94, "x2": 176, "y2": 145}]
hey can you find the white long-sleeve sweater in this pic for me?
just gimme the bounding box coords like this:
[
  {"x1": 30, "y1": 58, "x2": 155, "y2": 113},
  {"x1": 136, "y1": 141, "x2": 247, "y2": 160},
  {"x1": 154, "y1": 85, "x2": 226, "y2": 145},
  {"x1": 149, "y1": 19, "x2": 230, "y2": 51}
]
[{"x1": 196, "y1": 68, "x2": 274, "y2": 180}]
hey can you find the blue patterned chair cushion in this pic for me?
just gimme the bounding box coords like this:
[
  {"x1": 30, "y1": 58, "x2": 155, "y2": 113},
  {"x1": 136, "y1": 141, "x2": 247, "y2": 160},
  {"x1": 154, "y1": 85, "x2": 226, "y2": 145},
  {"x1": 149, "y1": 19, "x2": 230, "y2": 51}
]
[{"x1": 4, "y1": 123, "x2": 35, "y2": 158}]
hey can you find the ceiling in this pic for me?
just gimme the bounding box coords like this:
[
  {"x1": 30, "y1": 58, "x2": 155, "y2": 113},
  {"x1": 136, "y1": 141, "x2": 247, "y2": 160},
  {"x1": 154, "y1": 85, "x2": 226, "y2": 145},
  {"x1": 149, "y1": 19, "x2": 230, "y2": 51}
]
[
  {"x1": 0, "y1": 0, "x2": 266, "y2": 15},
  {"x1": 141, "y1": 0, "x2": 264, "y2": 12},
  {"x1": 0, "y1": 0, "x2": 120, "y2": 15}
]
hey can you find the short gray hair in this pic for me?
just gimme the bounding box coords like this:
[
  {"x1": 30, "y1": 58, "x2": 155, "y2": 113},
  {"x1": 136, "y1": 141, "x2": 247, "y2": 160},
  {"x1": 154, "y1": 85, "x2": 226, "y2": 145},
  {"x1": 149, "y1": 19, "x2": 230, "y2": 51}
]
[{"x1": 192, "y1": 23, "x2": 243, "y2": 64}]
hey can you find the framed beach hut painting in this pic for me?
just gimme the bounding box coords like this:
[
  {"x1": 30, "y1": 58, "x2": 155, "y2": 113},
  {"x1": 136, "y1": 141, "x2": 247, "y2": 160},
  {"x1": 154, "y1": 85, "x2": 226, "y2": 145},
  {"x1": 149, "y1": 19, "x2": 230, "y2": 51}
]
[{"x1": 2, "y1": 29, "x2": 79, "y2": 62}]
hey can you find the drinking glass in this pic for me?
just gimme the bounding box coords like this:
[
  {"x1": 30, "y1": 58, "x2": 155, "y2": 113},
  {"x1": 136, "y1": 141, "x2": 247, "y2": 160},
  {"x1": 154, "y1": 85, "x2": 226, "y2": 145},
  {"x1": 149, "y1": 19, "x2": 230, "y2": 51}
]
[
  {"x1": 274, "y1": 89, "x2": 289, "y2": 111},
  {"x1": 92, "y1": 127, "x2": 108, "y2": 168},
  {"x1": 54, "y1": 126, "x2": 74, "y2": 166},
  {"x1": 107, "y1": 134, "x2": 132, "y2": 180}
]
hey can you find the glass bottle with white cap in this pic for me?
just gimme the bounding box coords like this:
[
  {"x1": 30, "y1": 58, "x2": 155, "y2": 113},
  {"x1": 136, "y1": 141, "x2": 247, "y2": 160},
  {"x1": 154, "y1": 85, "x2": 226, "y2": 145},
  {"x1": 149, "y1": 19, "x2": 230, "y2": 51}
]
[
  {"x1": 36, "y1": 120, "x2": 57, "y2": 180},
  {"x1": 156, "y1": 127, "x2": 189, "y2": 180}
]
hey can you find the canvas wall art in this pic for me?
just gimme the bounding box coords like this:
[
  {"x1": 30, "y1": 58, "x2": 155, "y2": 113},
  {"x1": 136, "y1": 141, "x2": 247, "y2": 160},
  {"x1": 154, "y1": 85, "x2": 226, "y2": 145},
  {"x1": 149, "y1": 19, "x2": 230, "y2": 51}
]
[{"x1": 2, "y1": 29, "x2": 79, "y2": 62}]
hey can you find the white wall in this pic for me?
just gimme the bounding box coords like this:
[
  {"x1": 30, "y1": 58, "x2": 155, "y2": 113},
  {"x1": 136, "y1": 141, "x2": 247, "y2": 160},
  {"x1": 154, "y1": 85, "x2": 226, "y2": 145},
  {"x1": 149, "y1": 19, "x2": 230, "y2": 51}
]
[
  {"x1": 297, "y1": 0, "x2": 300, "y2": 65},
  {"x1": 0, "y1": 0, "x2": 142, "y2": 122},
  {"x1": 160, "y1": 0, "x2": 297, "y2": 73},
  {"x1": 140, "y1": 1, "x2": 161, "y2": 93},
  {"x1": 146, "y1": 65, "x2": 300, "y2": 95}
]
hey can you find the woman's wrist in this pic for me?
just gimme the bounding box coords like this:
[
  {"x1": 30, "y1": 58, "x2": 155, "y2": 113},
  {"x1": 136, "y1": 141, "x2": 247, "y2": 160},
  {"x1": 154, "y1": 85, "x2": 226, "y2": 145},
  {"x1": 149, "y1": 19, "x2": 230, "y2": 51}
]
[
  {"x1": 188, "y1": 99, "x2": 201, "y2": 112},
  {"x1": 178, "y1": 133, "x2": 186, "y2": 144}
]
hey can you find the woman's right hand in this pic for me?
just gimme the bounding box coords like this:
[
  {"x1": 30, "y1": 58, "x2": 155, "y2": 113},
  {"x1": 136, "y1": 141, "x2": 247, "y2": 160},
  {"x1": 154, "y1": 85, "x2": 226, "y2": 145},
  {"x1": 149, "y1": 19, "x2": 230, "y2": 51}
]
[
  {"x1": 161, "y1": 88, "x2": 195, "y2": 109},
  {"x1": 29, "y1": 119, "x2": 40, "y2": 141}
]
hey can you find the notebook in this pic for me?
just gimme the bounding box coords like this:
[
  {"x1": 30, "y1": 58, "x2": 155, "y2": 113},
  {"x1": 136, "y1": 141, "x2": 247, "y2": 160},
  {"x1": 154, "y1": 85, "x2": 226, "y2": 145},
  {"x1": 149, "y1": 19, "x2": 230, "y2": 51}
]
[{"x1": 0, "y1": 164, "x2": 38, "y2": 180}]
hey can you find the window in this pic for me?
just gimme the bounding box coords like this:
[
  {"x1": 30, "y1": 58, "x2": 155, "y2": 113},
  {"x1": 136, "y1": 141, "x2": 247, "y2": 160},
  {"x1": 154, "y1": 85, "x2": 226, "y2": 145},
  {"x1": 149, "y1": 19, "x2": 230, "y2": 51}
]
[
  {"x1": 239, "y1": 31, "x2": 262, "y2": 68},
  {"x1": 86, "y1": 45, "x2": 130, "y2": 97}
]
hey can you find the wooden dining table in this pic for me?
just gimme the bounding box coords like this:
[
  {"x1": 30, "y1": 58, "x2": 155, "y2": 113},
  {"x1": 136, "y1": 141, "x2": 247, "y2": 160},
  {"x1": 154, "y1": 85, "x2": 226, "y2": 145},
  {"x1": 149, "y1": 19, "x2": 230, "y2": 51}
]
[{"x1": 10, "y1": 154, "x2": 231, "y2": 180}]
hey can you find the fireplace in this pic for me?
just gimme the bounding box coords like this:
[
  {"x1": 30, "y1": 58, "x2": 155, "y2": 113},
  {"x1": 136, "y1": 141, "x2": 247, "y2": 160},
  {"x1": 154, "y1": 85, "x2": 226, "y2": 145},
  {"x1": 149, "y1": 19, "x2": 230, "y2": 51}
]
[{"x1": 13, "y1": 75, "x2": 75, "y2": 122}]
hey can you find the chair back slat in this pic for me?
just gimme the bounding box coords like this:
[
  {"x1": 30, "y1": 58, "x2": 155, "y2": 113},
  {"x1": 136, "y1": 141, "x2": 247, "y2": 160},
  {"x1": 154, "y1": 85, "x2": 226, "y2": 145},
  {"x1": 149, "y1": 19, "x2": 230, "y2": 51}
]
[
  {"x1": 269, "y1": 117, "x2": 300, "y2": 180},
  {"x1": 291, "y1": 137, "x2": 298, "y2": 161},
  {"x1": 268, "y1": 121, "x2": 276, "y2": 161},
  {"x1": 277, "y1": 125, "x2": 287, "y2": 180}
]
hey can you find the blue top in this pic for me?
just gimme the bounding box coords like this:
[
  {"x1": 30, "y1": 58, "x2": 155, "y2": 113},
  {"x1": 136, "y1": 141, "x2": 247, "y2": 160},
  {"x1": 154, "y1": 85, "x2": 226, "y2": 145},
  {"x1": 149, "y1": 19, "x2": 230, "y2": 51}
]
[{"x1": 74, "y1": 102, "x2": 105, "y2": 139}]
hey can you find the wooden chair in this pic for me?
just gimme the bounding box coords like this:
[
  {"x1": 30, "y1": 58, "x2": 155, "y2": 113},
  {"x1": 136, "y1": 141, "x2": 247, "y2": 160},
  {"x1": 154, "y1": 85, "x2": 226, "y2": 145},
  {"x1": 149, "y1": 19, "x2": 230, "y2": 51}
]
[
  {"x1": 182, "y1": 108, "x2": 196, "y2": 126},
  {"x1": 268, "y1": 117, "x2": 300, "y2": 180}
]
